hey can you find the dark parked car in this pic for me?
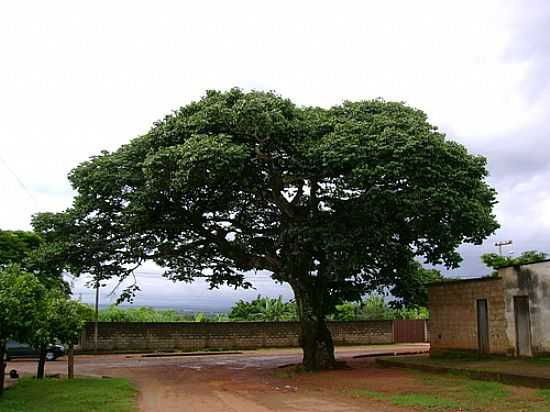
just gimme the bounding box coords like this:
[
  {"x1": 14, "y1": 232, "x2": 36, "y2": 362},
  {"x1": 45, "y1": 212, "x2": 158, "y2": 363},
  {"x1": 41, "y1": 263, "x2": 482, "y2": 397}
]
[{"x1": 3, "y1": 340, "x2": 65, "y2": 361}]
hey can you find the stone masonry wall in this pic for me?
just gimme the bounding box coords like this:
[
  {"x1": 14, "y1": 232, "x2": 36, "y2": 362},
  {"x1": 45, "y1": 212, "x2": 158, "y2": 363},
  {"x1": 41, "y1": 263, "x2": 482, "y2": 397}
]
[
  {"x1": 429, "y1": 277, "x2": 513, "y2": 355},
  {"x1": 79, "y1": 320, "x2": 395, "y2": 353}
]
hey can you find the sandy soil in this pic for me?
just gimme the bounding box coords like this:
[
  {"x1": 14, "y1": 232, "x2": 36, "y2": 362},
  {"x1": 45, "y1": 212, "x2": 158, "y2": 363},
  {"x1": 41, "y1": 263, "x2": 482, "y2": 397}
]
[{"x1": 5, "y1": 344, "x2": 429, "y2": 412}]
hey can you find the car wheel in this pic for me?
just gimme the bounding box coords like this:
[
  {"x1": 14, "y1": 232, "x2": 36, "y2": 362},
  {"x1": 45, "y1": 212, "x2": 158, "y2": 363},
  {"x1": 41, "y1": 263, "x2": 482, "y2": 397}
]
[{"x1": 45, "y1": 351, "x2": 56, "y2": 361}]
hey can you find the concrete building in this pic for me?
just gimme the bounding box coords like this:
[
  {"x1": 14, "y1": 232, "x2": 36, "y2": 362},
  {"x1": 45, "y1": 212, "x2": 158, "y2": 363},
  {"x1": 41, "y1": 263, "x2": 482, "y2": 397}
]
[{"x1": 429, "y1": 260, "x2": 550, "y2": 357}]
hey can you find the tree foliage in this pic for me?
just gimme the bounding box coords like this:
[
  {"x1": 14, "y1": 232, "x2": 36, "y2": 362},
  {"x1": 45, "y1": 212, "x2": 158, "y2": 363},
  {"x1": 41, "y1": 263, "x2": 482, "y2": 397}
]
[
  {"x1": 481, "y1": 250, "x2": 549, "y2": 276},
  {"x1": 32, "y1": 211, "x2": 132, "y2": 299},
  {"x1": 228, "y1": 295, "x2": 298, "y2": 321},
  {"x1": 34, "y1": 89, "x2": 498, "y2": 370},
  {"x1": 0, "y1": 264, "x2": 87, "y2": 385},
  {"x1": 0, "y1": 265, "x2": 46, "y2": 344},
  {"x1": 389, "y1": 263, "x2": 443, "y2": 309},
  {"x1": 0, "y1": 265, "x2": 46, "y2": 394},
  {"x1": 94, "y1": 294, "x2": 429, "y2": 323},
  {"x1": 94, "y1": 305, "x2": 230, "y2": 322},
  {"x1": 0, "y1": 229, "x2": 67, "y2": 291},
  {"x1": 0, "y1": 230, "x2": 42, "y2": 267},
  {"x1": 330, "y1": 296, "x2": 429, "y2": 321},
  {"x1": 27, "y1": 290, "x2": 88, "y2": 379}
]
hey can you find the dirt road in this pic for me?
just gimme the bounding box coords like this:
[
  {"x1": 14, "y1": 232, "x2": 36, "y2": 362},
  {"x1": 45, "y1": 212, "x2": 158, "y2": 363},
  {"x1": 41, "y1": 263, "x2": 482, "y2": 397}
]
[{"x1": 6, "y1": 344, "x2": 428, "y2": 411}]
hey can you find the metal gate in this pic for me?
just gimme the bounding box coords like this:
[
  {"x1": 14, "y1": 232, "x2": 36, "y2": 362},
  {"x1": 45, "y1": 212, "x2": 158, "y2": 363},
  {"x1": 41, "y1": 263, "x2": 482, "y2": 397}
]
[{"x1": 393, "y1": 320, "x2": 427, "y2": 343}]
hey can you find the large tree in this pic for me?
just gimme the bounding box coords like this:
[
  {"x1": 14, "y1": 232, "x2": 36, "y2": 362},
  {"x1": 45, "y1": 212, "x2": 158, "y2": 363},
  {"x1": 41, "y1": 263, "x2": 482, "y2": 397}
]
[{"x1": 36, "y1": 89, "x2": 498, "y2": 370}]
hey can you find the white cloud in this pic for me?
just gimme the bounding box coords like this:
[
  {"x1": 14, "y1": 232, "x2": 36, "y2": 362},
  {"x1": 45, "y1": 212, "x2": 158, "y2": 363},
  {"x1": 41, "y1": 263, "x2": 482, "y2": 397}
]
[{"x1": 1, "y1": 0, "x2": 549, "y2": 302}]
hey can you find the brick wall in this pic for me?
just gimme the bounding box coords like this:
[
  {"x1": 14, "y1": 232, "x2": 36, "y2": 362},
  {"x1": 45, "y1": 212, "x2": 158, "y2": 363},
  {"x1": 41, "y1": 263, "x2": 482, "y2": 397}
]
[
  {"x1": 429, "y1": 277, "x2": 513, "y2": 355},
  {"x1": 78, "y1": 320, "x2": 395, "y2": 353}
]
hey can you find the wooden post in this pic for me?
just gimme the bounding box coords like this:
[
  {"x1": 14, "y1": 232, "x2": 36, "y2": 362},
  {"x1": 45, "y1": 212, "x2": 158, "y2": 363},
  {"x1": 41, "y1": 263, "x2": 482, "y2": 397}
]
[{"x1": 68, "y1": 344, "x2": 74, "y2": 379}]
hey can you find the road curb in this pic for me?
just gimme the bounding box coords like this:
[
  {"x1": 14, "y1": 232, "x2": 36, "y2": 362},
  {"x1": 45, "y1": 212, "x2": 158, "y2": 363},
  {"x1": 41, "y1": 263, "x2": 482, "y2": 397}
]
[
  {"x1": 353, "y1": 350, "x2": 428, "y2": 359},
  {"x1": 376, "y1": 357, "x2": 550, "y2": 389},
  {"x1": 130, "y1": 351, "x2": 243, "y2": 358}
]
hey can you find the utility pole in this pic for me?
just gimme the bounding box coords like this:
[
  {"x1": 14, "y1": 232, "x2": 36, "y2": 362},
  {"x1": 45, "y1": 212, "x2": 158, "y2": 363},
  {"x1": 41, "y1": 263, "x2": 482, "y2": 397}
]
[
  {"x1": 495, "y1": 240, "x2": 512, "y2": 256},
  {"x1": 94, "y1": 278, "x2": 100, "y2": 354}
]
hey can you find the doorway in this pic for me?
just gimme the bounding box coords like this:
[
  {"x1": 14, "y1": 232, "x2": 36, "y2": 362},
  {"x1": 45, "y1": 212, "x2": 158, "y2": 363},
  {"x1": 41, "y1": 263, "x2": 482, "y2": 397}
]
[
  {"x1": 477, "y1": 299, "x2": 489, "y2": 355},
  {"x1": 514, "y1": 296, "x2": 532, "y2": 356}
]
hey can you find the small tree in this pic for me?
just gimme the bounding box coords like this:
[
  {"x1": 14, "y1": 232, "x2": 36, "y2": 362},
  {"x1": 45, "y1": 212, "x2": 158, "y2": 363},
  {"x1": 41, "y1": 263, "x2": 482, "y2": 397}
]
[
  {"x1": 27, "y1": 291, "x2": 87, "y2": 379},
  {"x1": 46, "y1": 297, "x2": 88, "y2": 379},
  {"x1": 0, "y1": 265, "x2": 46, "y2": 395}
]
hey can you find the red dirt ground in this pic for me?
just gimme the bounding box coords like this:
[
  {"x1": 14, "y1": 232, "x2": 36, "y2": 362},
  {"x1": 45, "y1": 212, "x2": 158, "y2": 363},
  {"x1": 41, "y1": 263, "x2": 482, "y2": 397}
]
[{"x1": 5, "y1": 344, "x2": 429, "y2": 411}]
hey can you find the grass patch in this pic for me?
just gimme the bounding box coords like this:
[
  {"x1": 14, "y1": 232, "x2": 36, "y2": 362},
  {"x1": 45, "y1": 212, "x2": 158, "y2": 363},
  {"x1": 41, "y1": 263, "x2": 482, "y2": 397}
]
[
  {"x1": 528, "y1": 357, "x2": 550, "y2": 365},
  {"x1": 0, "y1": 377, "x2": 137, "y2": 412},
  {"x1": 535, "y1": 389, "x2": 550, "y2": 402},
  {"x1": 390, "y1": 393, "x2": 461, "y2": 410},
  {"x1": 353, "y1": 371, "x2": 550, "y2": 411},
  {"x1": 463, "y1": 380, "x2": 510, "y2": 400},
  {"x1": 353, "y1": 388, "x2": 461, "y2": 410},
  {"x1": 351, "y1": 388, "x2": 387, "y2": 401}
]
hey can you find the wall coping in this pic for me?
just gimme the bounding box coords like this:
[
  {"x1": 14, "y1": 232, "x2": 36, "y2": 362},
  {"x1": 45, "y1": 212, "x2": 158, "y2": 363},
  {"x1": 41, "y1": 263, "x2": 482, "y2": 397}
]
[
  {"x1": 496, "y1": 258, "x2": 550, "y2": 269},
  {"x1": 85, "y1": 319, "x2": 395, "y2": 327},
  {"x1": 428, "y1": 276, "x2": 502, "y2": 288}
]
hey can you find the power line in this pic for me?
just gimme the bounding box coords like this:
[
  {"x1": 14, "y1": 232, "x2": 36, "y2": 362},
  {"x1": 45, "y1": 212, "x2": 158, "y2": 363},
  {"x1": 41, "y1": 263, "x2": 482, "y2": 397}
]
[{"x1": 0, "y1": 155, "x2": 39, "y2": 208}]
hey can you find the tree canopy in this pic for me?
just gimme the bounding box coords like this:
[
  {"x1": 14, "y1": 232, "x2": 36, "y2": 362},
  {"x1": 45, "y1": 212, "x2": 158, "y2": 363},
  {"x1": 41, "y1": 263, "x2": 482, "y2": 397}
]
[
  {"x1": 389, "y1": 262, "x2": 443, "y2": 309},
  {"x1": 0, "y1": 230, "x2": 41, "y2": 268},
  {"x1": 0, "y1": 229, "x2": 67, "y2": 291},
  {"x1": 34, "y1": 89, "x2": 499, "y2": 370}
]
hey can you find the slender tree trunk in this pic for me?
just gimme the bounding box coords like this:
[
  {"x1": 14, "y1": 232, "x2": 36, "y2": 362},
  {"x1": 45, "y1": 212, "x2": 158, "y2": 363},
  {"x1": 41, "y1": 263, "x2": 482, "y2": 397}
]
[
  {"x1": 68, "y1": 344, "x2": 74, "y2": 379},
  {"x1": 292, "y1": 284, "x2": 336, "y2": 371},
  {"x1": 0, "y1": 340, "x2": 6, "y2": 396},
  {"x1": 36, "y1": 345, "x2": 47, "y2": 379}
]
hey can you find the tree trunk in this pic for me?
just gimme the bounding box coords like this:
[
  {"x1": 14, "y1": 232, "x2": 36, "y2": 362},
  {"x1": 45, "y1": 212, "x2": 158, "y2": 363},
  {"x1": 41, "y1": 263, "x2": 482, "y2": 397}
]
[
  {"x1": 292, "y1": 284, "x2": 336, "y2": 371},
  {"x1": 0, "y1": 340, "x2": 6, "y2": 396},
  {"x1": 68, "y1": 344, "x2": 74, "y2": 379},
  {"x1": 36, "y1": 345, "x2": 47, "y2": 379}
]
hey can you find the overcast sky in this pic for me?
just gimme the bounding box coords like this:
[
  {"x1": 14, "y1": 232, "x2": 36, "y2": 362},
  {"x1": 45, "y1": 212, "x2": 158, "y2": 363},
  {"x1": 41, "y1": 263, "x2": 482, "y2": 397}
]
[{"x1": 1, "y1": 1, "x2": 549, "y2": 309}]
